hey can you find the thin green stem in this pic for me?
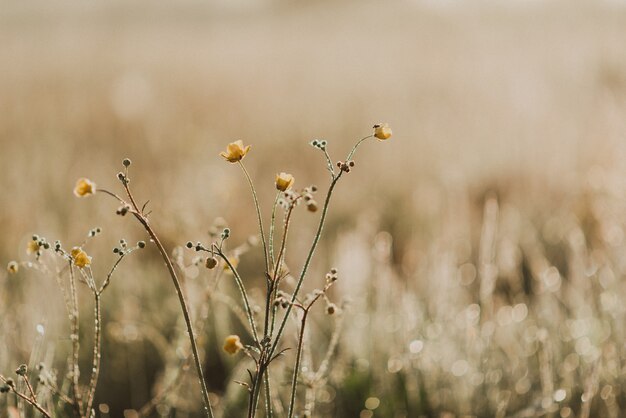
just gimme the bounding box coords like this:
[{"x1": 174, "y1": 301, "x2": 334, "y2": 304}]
[
  {"x1": 84, "y1": 292, "x2": 102, "y2": 417},
  {"x1": 287, "y1": 311, "x2": 308, "y2": 418},
  {"x1": 346, "y1": 134, "x2": 374, "y2": 160},
  {"x1": 264, "y1": 372, "x2": 273, "y2": 418},
  {"x1": 287, "y1": 289, "x2": 327, "y2": 418},
  {"x1": 268, "y1": 173, "x2": 342, "y2": 358},
  {"x1": 268, "y1": 204, "x2": 296, "y2": 338},
  {"x1": 269, "y1": 192, "x2": 280, "y2": 268},
  {"x1": 238, "y1": 162, "x2": 270, "y2": 278},
  {"x1": 269, "y1": 134, "x2": 372, "y2": 359},
  {"x1": 214, "y1": 249, "x2": 260, "y2": 344},
  {"x1": 68, "y1": 263, "x2": 83, "y2": 417}
]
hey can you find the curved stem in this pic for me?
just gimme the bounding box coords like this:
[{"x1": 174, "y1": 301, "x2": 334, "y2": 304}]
[
  {"x1": 107, "y1": 180, "x2": 214, "y2": 418},
  {"x1": 346, "y1": 135, "x2": 374, "y2": 160},
  {"x1": 214, "y1": 249, "x2": 260, "y2": 344},
  {"x1": 135, "y1": 216, "x2": 214, "y2": 418}
]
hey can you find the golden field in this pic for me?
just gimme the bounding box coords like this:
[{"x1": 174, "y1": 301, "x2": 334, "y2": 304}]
[{"x1": 2, "y1": 1, "x2": 626, "y2": 417}]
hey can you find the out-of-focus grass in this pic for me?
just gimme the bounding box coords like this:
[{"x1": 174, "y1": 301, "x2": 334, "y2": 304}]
[{"x1": 2, "y1": 1, "x2": 626, "y2": 417}]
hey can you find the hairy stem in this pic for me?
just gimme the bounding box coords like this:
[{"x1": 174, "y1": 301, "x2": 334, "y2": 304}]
[
  {"x1": 268, "y1": 173, "x2": 342, "y2": 358},
  {"x1": 238, "y1": 162, "x2": 270, "y2": 279},
  {"x1": 100, "y1": 181, "x2": 215, "y2": 418},
  {"x1": 68, "y1": 263, "x2": 84, "y2": 417},
  {"x1": 287, "y1": 310, "x2": 309, "y2": 418},
  {"x1": 269, "y1": 192, "x2": 280, "y2": 268},
  {"x1": 83, "y1": 292, "x2": 102, "y2": 417},
  {"x1": 215, "y1": 250, "x2": 260, "y2": 344}
]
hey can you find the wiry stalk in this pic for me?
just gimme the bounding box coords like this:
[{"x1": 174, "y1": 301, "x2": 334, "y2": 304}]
[
  {"x1": 83, "y1": 293, "x2": 101, "y2": 418},
  {"x1": 238, "y1": 161, "x2": 270, "y2": 278},
  {"x1": 99, "y1": 176, "x2": 214, "y2": 418},
  {"x1": 68, "y1": 263, "x2": 83, "y2": 417},
  {"x1": 214, "y1": 249, "x2": 260, "y2": 344},
  {"x1": 268, "y1": 172, "x2": 342, "y2": 359}
]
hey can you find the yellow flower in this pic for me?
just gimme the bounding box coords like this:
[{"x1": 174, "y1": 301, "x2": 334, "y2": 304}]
[
  {"x1": 220, "y1": 140, "x2": 251, "y2": 163},
  {"x1": 26, "y1": 240, "x2": 40, "y2": 255},
  {"x1": 223, "y1": 335, "x2": 244, "y2": 354},
  {"x1": 7, "y1": 261, "x2": 19, "y2": 274},
  {"x1": 74, "y1": 178, "x2": 96, "y2": 197},
  {"x1": 373, "y1": 123, "x2": 392, "y2": 141},
  {"x1": 71, "y1": 247, "x2": 92, "y2": 268},
  {"x1": 275, "y1": 172, "x2": 295, "y2": 192}
]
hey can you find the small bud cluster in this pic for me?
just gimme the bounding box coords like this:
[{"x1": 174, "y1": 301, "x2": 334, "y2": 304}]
[
  {"x1": 325, "y1": 267, "x2": 339, "y2": 283},
  {"x1": 310, "y1": 139, "x2": 328, "y2": 151},
  {"x1": 336, "y1": 160, "x2": 355, "y2": 173},
  {"x1": 87, "y1": 227, "x2": 102, "y2": 238},
  {"x1": 278, "y1": 186, "x2": 319, "y2": 213},
  {"x1": 29, "y1": 235, "x2": 50, "y2": 256},
  {"x1": 112, "y1": 239, "x2": 144, "y2": 256},
  {"x1": 273, "y1": 290, "x2": 292, "y2": 309},
  {"x1": 15, "y1": 364, "x2": 27, "y2": 376},
  {"x1": 116, "y1": 204, "x2": 131, "y2": 216}
]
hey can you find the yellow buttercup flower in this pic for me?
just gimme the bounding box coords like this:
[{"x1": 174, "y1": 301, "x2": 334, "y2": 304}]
[
  {"x1": 71, "y1": 247, "x2": 92, "y2": 268},
  {"x1": 220, "y1": 140, "x2": 251, "y2": 163},
  {"x1": 74, "y1": 178, "x2": 96, "y2": 197},
  {"x1": 223, "y1": 335, "x2": 244, "y2": 354},
  {"x1": 373, "y1": 123, "x2": 392, "y2": 141},
  {"x1": 26, "y1": 240, "x2": 40, "y2": 255},
  {"x1": 7, "y1": 261, "x2": 19, "y2": 274},
  {"x1": 275, "y1": 172, "x2": 295, "y2": 192}
]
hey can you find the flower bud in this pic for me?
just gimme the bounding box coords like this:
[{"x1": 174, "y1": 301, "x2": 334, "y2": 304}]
[
  {"x1": 223, "y1": 335, "x2": 244, "y2": 354},
  {"x1": 7, "y1": 261, "x2": 18, "y2": 274},
  {"x1": 373, "y1": 123, "x2": 392, "y2": 140},
  {"x1": 15, "y1": 364, "x2": 27, "y2": 376},
  {"x1": 205, "y1": 257, "x2": 218, "y2": 269},
  {"x1": 74, "y1": 178, "x2": 96, "y2": 197}
]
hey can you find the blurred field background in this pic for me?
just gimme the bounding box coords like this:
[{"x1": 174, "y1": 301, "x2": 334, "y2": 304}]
[{"x1": 3, "y1": 0, "x2": 626, "y2": 417}]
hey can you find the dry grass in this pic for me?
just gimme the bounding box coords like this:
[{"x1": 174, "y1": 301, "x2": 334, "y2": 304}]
[{"x1": 2, "y1": 1, "x2": 626, "y2": 417}]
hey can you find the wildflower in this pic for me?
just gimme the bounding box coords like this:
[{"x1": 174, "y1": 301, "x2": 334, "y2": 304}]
[
  {"x1": 26, "y1": 240, "x2": 40, "y2": 255},
  {"x1": 223, "y1": 335, "x2": 244, "y2": 354},
  {"x1": 275, "y1": 172, "x2": 295, "y2": 191},
  {"x1": 220, "y1": 140, "x2": 250, "y2": 163},
  {"x1": 373, "y1": 123, "x2": 392, "y2": 140},
  {"x1": 74, "y1": 178, "x2": 96, "y2": 197},
  {"x1": 71, "y1": 247, "x2": 92, "y2": 268},
  {"x1": 7, "y1": 261, "x2": 19, "y2": 274}
]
